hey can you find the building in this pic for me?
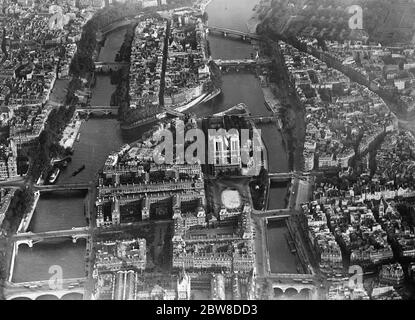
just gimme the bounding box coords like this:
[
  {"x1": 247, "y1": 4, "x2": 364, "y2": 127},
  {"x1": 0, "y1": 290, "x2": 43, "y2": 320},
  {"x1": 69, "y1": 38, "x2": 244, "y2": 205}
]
[{"x1": 94, "y1": 238, "x2": 147, "y2": 272}]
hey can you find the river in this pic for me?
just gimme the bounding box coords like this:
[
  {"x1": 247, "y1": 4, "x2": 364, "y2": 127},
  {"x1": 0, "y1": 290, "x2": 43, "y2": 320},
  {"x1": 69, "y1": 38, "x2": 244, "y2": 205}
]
[
  {"x1": 12, "y1": 0, "x2": 292, "y2": 292},
  {"x1": 11, "y1": 30, "x2": 130, "y2": 288},
  {"x1": 12, "y1": 239, "x2": 87, "y2": 284},
  {"x1": 202, "y1": 0, "x2": 297, "y2": 280}
]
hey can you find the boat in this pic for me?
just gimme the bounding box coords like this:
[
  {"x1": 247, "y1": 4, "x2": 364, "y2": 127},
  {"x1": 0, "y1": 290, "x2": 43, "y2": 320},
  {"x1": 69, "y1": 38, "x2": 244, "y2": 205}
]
[
  {"x1": 72, "y1": 165, "x2": 85, "y2": 177},
  {"x1": 76, "y1": 132, "x2": 80, "y2": 142},
  {"x1": 285, "y1": 233, "x2": 297, "y2": 253},
  {"x1": 48, "y1": 167, "x2": 60, "y2": 184}
]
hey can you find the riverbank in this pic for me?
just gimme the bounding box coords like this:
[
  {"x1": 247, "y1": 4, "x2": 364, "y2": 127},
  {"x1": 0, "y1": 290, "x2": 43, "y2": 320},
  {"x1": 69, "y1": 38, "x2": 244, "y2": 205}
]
[
  {"x1": 17, "y1": 191, "x2": 40, "y2": 234},
  {"x1": 59, "y1": 115, "x2": 83, "y2": 150},
  {"x1": 246, "y1": 4, "x2": 262, "y2": 34},
  {"x1": 196, "y1": 0, "x2": 213, "y2": 13},
  {"x1": 177, "y1": 88, "x2": 221, "y2": 113}
]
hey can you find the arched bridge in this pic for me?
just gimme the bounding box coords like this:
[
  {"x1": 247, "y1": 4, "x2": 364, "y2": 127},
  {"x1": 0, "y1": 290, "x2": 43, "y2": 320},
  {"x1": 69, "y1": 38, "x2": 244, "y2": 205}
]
[
  {"x1": 34, "y1": 183, "x2": 94, "y2": 192},
  {"x1": 14, "y1": 227, "x2": 91, "y2": 248},
  {"x1": 267, "y1": 274, "x2": 318, "y2": 299},
  {"x1": 207, "y1": 27, "x2": 261, "y2": 41},
  {"x1": 4, "y1": 278, "x2": 86, "y2": 300},
  {"x1": 94, "y1": 61, "x2": 129, "y2": 73}
]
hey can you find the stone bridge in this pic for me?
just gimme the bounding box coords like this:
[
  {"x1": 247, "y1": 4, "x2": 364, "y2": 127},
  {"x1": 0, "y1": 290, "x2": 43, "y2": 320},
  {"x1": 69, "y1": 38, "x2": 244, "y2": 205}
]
[
  {"x1": 4, "y1": 278, "x2": 86, "y2": 300},
  {"x1": 267, "y1": 274, "x2": 318, "y2": 298},
  {"x1": 13, "y1": 227, "x2": 91, "y2": 248},
  {"x1": 34, "y1": 183, "x2": 94, "y2": 192}
]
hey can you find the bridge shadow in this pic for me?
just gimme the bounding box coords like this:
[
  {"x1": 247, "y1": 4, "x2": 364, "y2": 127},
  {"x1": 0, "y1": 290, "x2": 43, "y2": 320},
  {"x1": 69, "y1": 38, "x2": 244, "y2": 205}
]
[
  {"x1": 273, "y1": 287, "x2": 311, "y2": 300},
  {"x1": 61, "y1": 293, "x2": 83, "y2": 300},
  {"x1": 10, "y1": 292, "x2": 83, "y2": 300},
  {"x1": 36, "y1": 294, "x2": 59, "y2": 300}
]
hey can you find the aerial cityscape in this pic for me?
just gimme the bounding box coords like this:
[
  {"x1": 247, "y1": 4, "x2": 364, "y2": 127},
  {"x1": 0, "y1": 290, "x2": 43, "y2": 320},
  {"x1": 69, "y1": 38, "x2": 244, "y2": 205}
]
[{"x1": 0, "y1": 0, "x2": 415, "y2": 302}]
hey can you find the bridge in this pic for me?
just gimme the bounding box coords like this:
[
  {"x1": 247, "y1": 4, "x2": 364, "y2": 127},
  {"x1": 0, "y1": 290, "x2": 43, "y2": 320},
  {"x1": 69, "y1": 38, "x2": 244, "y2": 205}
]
[
  {"x1": 254, "y1": 209, "x2": 291, "y2": 218},
  {"x1": 34, "y1": 183, "x2": 94, "y2": 192},
  {"x1": 120, "y1": 115, "x2": 161, "y2": 131},
  {"x1": 269, "y1": 172, "x2": 295, "y2": 180},
  {"x1": 266, "y1": 274, "x2": 317, "y2": 298},
  {"x1": 213, "y1": 58, "x2": 272, "y2": 68},
  {"x1": 50, "y1": 156, "x2": 72, "y2": 166},
  {"x1": 77, "y1": 105, "x2": 119, "y2": 115},
  {"x1": 207, "y1": 26, "x2": 261, "y2": 41},
  {"x1": 98, "y1": 18, "x2": 136, "y2": 38},
  {"x1": 164, "y1": 107, "x2": 185, "y2": 118},
  {"x1": 13, "y1": 227, "x2": 91, "y2": 248},
  {"x1": 94, "y1": 61, "x2": 129, "y2": 73},
  {"x1": 4, "y1": 278, "x2": 86, "y2": 300},
  {"x1": 245, "y1": 115, "x2": 279, "y2": 124}
]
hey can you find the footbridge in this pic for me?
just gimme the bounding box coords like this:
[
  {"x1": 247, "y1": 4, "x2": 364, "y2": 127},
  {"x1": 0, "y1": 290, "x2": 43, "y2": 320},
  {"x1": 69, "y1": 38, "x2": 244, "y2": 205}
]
[
  {"x1": 4, "y1": 278, "x2": 86, "y2": 300},
  {"x1": 207, "y1": 27, "x2": 261, "y2": 41}
]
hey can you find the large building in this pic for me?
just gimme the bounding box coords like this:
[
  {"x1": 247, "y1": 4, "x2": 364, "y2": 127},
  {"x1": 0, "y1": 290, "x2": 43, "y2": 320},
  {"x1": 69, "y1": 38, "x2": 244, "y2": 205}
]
[
  {"x1": 94, "y1": 238, "x2": 147, "y2": 272},
  {"x1": 208, "y1": 129, "x2": 242, "y2": 176},
  {"x1": 95, "y1": 270, "x2": 191, "y2": 300},
  {"x1": 172, "y1": 204, "x2": 255, "y2": 273}
]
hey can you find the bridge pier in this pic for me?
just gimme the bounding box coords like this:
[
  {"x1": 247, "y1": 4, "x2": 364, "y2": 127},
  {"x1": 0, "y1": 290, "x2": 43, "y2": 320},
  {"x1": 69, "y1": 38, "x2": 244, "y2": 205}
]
[
  {"x1": 16, "y1": 239, "x2": 33, "y2": 248},
  {"x1": 72, "y1": 234, "x2": 89, "y2": 243},
  {"x1": 271, "y1": 283, "x2": 317, "y2": 299}
]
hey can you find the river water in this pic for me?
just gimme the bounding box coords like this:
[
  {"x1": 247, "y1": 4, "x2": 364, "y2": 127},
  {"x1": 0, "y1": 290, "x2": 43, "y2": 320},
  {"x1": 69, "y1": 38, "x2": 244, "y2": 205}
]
[
  {"x1": 11, "y1": 31, "x2": 129, "y2": 287},
  {"x1": 28, "y1": 191, "x2": 87, "y2": 233},
  {"x1": 12, "y1": 239, "x2": 87, "y2": 283},
  {"x1": 12, "y1": 0, "x2": 292, "y2": 289}
]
